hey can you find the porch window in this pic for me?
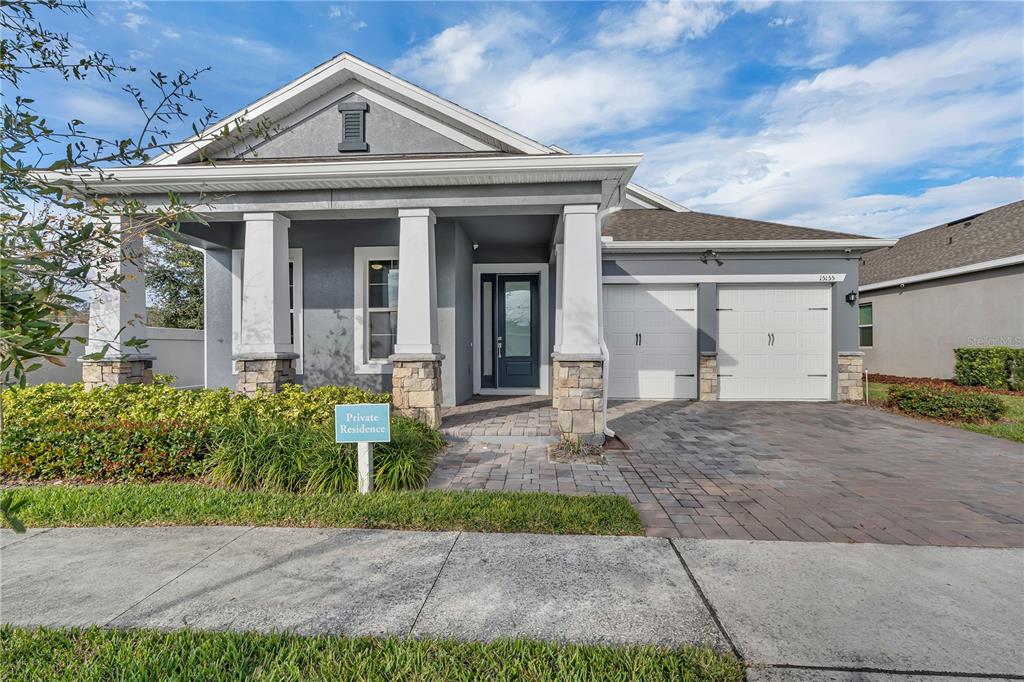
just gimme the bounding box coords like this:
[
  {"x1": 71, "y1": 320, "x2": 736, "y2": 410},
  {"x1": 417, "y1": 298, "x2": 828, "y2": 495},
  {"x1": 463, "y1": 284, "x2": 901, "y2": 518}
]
[
  {"x1": 231, "y1": 248, "x2": 304, "y2": 374},
  {"x1": 354, "y1": 246, "x2": 399, "y2": 374}
]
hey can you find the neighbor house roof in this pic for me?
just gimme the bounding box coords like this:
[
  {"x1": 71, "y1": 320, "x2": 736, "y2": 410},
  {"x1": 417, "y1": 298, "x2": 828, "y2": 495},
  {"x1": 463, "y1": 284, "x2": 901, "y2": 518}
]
[
  {"x1": 603, "y1": 209, "x2": 867, "y2": 241},
  {"x1": 860, "y1": 199, "x2": 1024, "y2": 288}
]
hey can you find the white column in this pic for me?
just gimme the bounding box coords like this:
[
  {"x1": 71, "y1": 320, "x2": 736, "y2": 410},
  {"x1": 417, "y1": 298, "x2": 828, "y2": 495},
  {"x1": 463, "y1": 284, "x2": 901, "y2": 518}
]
[
  {"x1": 558, "y1": 204, "x2": 602, "y2": 357},
  {"x1": 237, "y1": 212, "x2": 292, "y2": 356},
  {"x1": 393, "y1": 208, "x2": 440, "y2": 356},
  {"x1": 85, "y1": 216, "x2": 149, "y2": 357},
  {"x1": 553, "y1": 242, "x2": 564, "y2": 353}
]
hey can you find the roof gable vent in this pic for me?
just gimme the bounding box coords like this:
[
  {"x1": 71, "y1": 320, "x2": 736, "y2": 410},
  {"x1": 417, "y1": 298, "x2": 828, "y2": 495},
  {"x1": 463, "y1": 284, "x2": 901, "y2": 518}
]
[{"x1": 338, "y1": 101, "x2": 368, "y2": 152}]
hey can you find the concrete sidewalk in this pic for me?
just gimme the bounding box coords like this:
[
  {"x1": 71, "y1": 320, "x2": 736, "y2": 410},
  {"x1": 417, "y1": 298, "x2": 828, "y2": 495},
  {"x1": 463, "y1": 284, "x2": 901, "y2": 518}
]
[{"x1": 2, "y1": 528, "x2": 1022, "y2": 680}]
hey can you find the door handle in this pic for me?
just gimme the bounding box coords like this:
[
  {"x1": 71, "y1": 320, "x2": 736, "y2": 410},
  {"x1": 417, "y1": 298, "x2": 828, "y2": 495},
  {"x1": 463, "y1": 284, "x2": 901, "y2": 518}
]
[
  {"x1": 638, "y1": 333, "x2": 642, "y2": 346},
  {"x1": 497, "y1": 337, "x2": 503, "y2": 358},
  {"x1": 635, "y1": 333, "x2": 639, "y2": 346}
]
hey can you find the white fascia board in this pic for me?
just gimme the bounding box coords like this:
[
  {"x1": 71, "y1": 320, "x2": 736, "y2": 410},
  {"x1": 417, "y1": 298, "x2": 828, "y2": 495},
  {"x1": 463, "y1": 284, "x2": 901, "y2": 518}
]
[
  {"x1": 602, "y1": 239, "x2": 897, "y2": 252},
  {"x1": 45, "y1": 153, "x2": 644, "y2": 193},
  {"x1": 624, "y1": 184, "x2": 689, "y2": 212},
  {"x1": 859, "y1": 253, "x2": 1024, "y2": 292},
  {"x1": 603, "y1": 274, "x2": 847, "y2": 284},
  {"x1": 151, "y1": 53, "x2": 552, "y2": 165}
]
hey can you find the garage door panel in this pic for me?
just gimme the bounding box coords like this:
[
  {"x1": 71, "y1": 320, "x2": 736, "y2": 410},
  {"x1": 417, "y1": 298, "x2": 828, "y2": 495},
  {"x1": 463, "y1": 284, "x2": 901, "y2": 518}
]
[
  {"x1": 603, "y1": 284, "x2": 697, "y2": 400},
  {"x1": 718, "y1": 285, "x2": 831, "y2": 401}
]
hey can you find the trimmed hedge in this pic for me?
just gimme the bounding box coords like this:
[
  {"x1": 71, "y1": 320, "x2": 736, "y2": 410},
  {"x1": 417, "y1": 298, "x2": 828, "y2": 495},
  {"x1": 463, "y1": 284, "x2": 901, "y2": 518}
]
[
  {"x1": 0, "y1": 382, "x2": 441, "y2": 491},
  {"x1": 886, "y1": 383, "x2": 1006, "y2": 423},
  {"x1": 954, "y1": 347, "x2": 1024, "y2": 391}
]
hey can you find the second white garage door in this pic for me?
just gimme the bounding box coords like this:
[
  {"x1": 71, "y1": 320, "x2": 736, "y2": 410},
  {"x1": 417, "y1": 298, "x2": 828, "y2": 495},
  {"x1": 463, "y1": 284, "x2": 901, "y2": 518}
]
[
  {"x1": 717, "y1": 285, "x2": 832, "y2": 400},
  {"x1": 603, "y1": 285, "x2": 697, "y2": 399}
]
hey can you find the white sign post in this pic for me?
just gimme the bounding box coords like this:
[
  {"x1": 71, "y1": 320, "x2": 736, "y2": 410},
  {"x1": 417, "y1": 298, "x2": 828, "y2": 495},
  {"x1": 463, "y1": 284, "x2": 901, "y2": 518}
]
[
  {"x1": 335, "y1": 403, "x2": 391, "y2": 495},
  {"x1": 357, "y1": 442, "x2": 373, "y2": 494}
]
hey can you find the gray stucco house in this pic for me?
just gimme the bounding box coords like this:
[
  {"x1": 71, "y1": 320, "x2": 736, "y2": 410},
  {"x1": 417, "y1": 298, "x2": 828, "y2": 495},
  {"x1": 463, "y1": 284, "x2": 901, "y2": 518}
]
[
  {"x1": 859, "y1": 200, "x2": 1024, "y2": 379},
  {"x1": 68, "y1": 53, "x2": 892, "y2": 443}
]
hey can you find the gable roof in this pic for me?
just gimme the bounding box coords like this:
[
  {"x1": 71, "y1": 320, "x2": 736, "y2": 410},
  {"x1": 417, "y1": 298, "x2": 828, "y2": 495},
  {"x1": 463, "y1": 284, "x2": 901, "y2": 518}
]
[
  {"x1": 603, "y1": 209, "x2": 867, "y2": 241},
  {"x1": 151, "y1": 52, "x2": 554, "y2": 165},
  {"x1": 860, "y1": 199, "x2": 1024, "y2": 287}
]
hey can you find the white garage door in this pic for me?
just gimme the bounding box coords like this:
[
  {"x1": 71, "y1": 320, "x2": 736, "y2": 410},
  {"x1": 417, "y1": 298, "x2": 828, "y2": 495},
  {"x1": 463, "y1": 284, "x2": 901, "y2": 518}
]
[
  {"x1": 603, "y1": 285, "x2": 698, "y2": 399},
  {"x1": 718, "y1": 285, "x2": 831, "y2": 400}
]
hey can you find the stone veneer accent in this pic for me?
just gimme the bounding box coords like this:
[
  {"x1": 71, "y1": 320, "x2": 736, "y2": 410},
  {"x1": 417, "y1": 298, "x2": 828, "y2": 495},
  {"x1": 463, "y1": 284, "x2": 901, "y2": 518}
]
[
  {"x1": 553, "y1": 357, "x2": 605, "y2": 446},
  {"x1": 391, "y1": 358, "x2": 443, "y2": 428},
  {"x1": 550, "y1": 359, "x2": 561, "y2": 408},
  {"x1": 699, "y1": 354, "x2": 719, "y2": 401},
  {"x1": 235, "y1": 356, "x2": 296, "y2": 395},
  {"x1": 82, "y1": 356, "x2": 154, "y2": 390},
  {"x1": 837, "y1": 352, "x2": 865, "y2": 402}
]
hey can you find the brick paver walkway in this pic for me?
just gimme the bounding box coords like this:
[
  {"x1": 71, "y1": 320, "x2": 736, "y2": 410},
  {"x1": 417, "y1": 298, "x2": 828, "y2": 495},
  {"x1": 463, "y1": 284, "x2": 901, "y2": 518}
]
[
  {"x1": 429, "y1": 400, "x2": 1024, "y2": 547},
  {"x1": 440, "y1": 396, "x2": 557, "y2": 442}
]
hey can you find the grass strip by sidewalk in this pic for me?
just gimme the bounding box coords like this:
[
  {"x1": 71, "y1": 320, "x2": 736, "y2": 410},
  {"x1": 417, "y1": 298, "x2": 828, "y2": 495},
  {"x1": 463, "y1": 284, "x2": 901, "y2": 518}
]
[
  {"x1": 1, "y1": 483, "x2": 645, "y2": 536},
  {"x1": 0, "y1": 626, "x2": 744, "y2": 682}
]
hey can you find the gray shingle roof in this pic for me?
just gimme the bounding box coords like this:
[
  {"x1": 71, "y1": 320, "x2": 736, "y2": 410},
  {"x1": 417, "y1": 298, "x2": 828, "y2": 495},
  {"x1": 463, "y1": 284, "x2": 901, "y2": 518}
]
[
  {"x1": 603, "y1": 209, "x2": 868, "y2": 242},
  {"x1": 860, "y1": 200, "x2": 1024, "y2": 286}
]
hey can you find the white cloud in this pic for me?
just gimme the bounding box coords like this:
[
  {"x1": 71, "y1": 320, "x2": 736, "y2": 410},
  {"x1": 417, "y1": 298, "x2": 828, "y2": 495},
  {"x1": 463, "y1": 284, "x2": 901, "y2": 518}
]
[
  {"x1": 803, "y1": 3, "x2": 919, "y2": 66},
  {"x1": 394, "y1": 12, "x2": 702, "y2": 144},
  {"x1": 768, "y1": 16, "x2": 795, "y2": 28},
  {"x1": 792, "y1": 177, "x2": 1024, "y2": 237},
  {"x1": 123, "y1": 12, "x2": 146, "y2": 31},
  {"x1": 226, "y1": 36, "x2": 286, "y2": 62},
  {"x1": 596, "y1": 0, "x2": 727, "y2": 51},
  {"x1": 632, "y1": 27, "x2": 1023, "y2": 234},
  {"x1": 162, "y1": 28, "x2": 181, "y2": 40},
  {"x1": 328, "y1": 5, "x2": 344, "y2": 19},
  {"x1": 352, "y1": 20, "x2": 367, "y2": 31}
]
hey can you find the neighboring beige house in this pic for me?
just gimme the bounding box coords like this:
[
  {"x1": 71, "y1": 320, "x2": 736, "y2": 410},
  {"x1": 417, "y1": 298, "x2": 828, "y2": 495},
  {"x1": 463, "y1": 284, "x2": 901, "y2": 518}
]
[{"x1": 859, "y1": 200, "x2": 1024, "y2": 379}]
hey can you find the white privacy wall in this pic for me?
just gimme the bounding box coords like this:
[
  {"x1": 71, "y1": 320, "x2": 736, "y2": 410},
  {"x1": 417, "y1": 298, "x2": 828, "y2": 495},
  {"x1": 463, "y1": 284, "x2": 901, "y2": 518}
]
[{"x1": 25, "y1": 323, "x2": 205, "y2": 388}]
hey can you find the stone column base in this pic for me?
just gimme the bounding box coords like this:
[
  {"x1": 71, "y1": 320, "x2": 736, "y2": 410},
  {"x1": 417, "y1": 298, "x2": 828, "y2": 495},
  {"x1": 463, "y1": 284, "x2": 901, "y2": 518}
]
[
  {"x1": 553, "y1": 355, "x2": 605, "y2": 446},
  {"x1": 551, "y1": 358, "x2": 561, "y2": 408},
  {"x1": 837, "y1": 352, "x2": 865, "y2": 402},
  {"x1": 391, "y1": 354, "x2": 444, "y2": 429},
  {"x1": 234, "y1": 353, "x2": 297, "y2": 395},
  {"x1": 81, "y1": 355, "x2": 155, "y2": 389},
  {"x1": 699, "y1": 353, "x2": 719, "y2": 401}
]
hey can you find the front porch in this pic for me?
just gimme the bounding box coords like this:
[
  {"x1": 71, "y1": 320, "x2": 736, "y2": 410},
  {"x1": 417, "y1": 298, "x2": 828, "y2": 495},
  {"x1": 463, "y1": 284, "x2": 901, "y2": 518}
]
[{"x1": 440, "y1": 395, "x2": 558, "y2": 443}]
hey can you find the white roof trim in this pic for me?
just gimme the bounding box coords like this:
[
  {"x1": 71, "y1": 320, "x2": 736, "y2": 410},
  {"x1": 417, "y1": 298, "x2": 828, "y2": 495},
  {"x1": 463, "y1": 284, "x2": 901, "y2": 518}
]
[
  {"x1": 624, "y1": 184, "x2": 689, "y2": 212},
  {"x1": 603, "y1": 274, "x2": 847, "y2": 284},
  {"x1": 43, "y1": 153, "x2": 643, "y2": 194},
  {"x1": 602, "y1": 239, "x2": 897, "y2": 252},
  {"x1": 859, "y1": 253, "x2": 1024, "y2": 292},
  {"x1": 151, "y1": 53, "x2": 553, "y2": 165}
]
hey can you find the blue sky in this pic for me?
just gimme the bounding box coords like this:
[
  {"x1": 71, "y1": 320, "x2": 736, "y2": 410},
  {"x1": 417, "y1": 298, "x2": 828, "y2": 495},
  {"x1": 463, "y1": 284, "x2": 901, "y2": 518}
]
[{"x1": 25, "y1": 0, "x2": 1024, "y2": 236}]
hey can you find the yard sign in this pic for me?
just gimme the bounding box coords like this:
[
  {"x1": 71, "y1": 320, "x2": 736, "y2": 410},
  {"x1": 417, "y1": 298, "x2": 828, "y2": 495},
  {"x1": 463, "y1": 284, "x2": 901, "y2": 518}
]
[{"x1": 335, "y1": 403, "x2": 391, "y2": 494}]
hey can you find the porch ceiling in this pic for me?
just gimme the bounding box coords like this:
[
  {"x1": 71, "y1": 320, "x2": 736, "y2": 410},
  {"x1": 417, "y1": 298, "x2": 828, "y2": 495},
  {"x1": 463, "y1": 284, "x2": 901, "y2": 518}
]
[{"x1": 457, "y1": 215, "x2": 556, "y2": 247}]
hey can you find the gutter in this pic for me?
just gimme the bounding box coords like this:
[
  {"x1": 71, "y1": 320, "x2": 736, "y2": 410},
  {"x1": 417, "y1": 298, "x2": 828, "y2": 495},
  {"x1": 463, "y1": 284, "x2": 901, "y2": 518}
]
[
  {"x1": 601, "y1": 238, "x2": 898, "y2": 253},
  {"x1": 37, "y1": 153, "x2": 644, "y2": 193},
  {"x1": 859, "y1": 253, "x2": 1024, "y2": 292}
]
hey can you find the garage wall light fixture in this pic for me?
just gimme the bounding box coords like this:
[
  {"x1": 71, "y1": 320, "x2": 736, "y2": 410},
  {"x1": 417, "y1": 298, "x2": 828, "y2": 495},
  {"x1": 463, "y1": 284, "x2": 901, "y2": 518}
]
[
  {"x1": 845, "y1": 291, "x2": 858, "y2": 304},
  {"x1": 700, "y1": 249, "x2": 723, "y2": 266}
]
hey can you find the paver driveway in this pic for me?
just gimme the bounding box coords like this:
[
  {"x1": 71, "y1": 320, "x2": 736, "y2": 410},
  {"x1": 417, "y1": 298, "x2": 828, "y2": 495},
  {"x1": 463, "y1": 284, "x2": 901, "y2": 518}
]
[{"x1": 429, "y1": 401, "x2": 1024, "y2": 547}]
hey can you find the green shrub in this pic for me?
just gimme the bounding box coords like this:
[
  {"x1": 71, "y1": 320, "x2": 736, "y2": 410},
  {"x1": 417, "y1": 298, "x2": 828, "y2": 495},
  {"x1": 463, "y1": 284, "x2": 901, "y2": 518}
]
[
  {"x1": 205, "y1": 412, "x2": 443, "y2": 494},
  {"x1": 0, "y1": 382, "x2": 426, "y2": 487},
  {"x1": 886, "y1": 383, "x2": 1006, "y2": 423},
  {"x1": 954, "y1": 347, "x2": 1024, "y2": 391}
]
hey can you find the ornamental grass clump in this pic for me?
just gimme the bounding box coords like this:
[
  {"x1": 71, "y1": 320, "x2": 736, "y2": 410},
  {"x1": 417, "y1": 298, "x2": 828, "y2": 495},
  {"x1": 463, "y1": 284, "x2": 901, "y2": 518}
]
[
  {"x1": 205, "y1": 412, "x2": 442, "y2": 494},
  {"x1": 886, "y1": 383, "x2": 1006, "y2": 423}
]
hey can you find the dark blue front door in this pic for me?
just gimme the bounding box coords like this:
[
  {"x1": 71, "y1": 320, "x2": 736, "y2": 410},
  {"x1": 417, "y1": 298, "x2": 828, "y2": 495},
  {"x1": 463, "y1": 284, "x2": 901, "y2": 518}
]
[{"x1": 487, "y1": 274, "x2": 540, "y2": 389}]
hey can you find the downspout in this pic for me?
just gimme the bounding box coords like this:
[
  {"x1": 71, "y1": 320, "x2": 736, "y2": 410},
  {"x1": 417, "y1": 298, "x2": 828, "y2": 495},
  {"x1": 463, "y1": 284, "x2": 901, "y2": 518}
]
[{"x1": 598, "y1": 206, "x2": 621, "y2": 439}]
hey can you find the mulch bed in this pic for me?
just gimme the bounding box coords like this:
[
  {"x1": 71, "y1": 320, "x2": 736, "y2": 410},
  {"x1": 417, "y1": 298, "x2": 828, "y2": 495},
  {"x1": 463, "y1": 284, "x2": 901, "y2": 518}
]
[{"x1": 867, "y1": 374, "x2": 1022, "y2": 397}]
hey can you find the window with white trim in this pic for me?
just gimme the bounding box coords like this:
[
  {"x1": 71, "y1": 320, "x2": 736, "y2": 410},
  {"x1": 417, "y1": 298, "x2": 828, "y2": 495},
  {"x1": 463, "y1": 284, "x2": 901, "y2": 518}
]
[
  {"x1": 858, "y1": 302, "x2": 873, "y2": 348},
  {"x1": 354, "y1": 246, "x2": 399, "y2": 374},
  {"x1": 232, "y1": 249, "x2": 303, "y2": 373}
]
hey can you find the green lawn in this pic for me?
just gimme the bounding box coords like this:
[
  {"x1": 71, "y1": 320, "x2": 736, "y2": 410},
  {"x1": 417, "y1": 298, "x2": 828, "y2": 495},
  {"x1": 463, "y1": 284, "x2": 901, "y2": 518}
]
[
  {"x1": 0, "y1": 626, "x2": 744, "y2": 682},
  {"x1": 867, "y1": 381, "x2": 1024, "y2": 443},
  {"x1": 0, "y1": 483, "x2": 644, "y2": 536}
]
